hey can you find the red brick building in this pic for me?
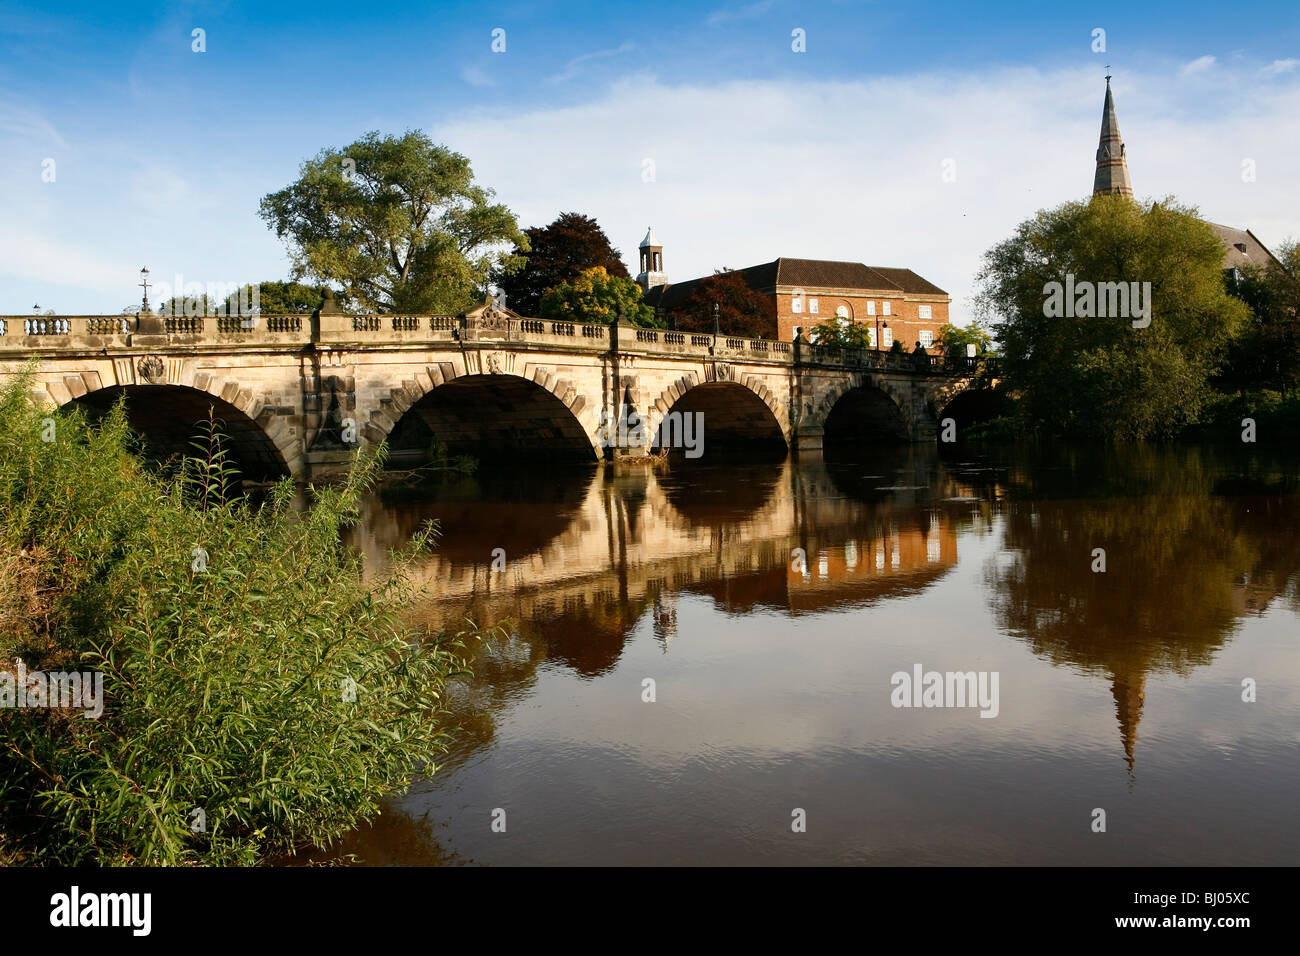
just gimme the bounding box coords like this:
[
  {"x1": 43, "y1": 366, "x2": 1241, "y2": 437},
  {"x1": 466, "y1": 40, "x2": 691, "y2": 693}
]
[{"x1": 638, "y1": 231, "x2": 950, "y2": 348}]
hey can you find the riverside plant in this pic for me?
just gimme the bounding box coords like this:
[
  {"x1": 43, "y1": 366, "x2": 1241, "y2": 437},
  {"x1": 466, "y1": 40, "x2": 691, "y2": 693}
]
[{"x1": 0, "y1": 365, "x2": 470, "y2": 865}]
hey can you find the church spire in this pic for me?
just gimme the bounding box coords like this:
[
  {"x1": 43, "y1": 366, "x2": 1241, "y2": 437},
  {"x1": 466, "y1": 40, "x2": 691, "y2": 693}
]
[{"x1": 1092, "y1": 75, "x2": 1134, "y2": 198}]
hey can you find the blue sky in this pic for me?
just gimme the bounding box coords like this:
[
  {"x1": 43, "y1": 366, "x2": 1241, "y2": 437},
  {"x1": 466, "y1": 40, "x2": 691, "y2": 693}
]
[{"x1": 2, "y1": 0, "x2": 1298, "y2": 316}]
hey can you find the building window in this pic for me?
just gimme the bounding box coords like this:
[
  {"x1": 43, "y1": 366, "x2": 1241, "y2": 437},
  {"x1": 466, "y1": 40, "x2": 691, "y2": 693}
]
[
  {"x1": 792, "y1": 297, "x2": 803, "y2": 314},
  {"x1": 835, "y1": 305, "x2": 849, "y2": 319},
  {"x1": 865, "y1": 301, "x2": 876, "y2": 316},
  {"x1": 918, "y1": 304, "x2": 932, "y2": 320},
  {"x1": 867, "y1": 327, "x2": 877, "y2": 347},
  {"x1": 882, "y1": 301, "x2": 892, "y2": 316},
  {"x1": 920, "y1": 330, "x2": 933, "y2": 347},
  {"x1": 882, "y1": 327, "x2": 893, "y2": 348},
  {"x1": 809, "y1": 298, "x2": 819, "y2": 314}
]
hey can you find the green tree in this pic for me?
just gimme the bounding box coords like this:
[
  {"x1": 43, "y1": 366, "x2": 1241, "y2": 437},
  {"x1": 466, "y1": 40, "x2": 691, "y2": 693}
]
[
  {"x1": 258, "y1": 130, "x2": 528, "y2": 315},
  {"x1": 539, "y1": 266, "x2": 661, "y2": 327},
  {"x1": 224, "y1": 280, "x2": 341, "y2": 315},
  {"x1": 1220, "y1": 239, "x2": 1300, "y2": 396},
  {"x1": 664, "y1": 269, "x2": 776, "y2": 338},
  {"x1": 938, "y1": 320, "x2": 995, "y2": 356},
  {"x1": 976, "y1": 195, "x2": 1249, "y2": 439},
  {"x1": 495, "y1": 212, "x2": 629, "y2": 317},
  {"x1": 808, "y1": 317, "x2": 873, "y2": 348}
]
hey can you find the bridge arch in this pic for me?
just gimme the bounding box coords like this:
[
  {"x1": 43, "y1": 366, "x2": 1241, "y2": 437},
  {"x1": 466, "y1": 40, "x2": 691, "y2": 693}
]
[
  {"x1": 935, "y1": 386, "x2": 1010, "y2": 433},
  {"x1": 815, "y1": 376, "x2": 911, "y2": 449},
  {"x1": 53, "y1": 378, "x2": 295, "y2": 481},
  {"x1": 647, "y1": 370, "x2": 788, "y2": 459},
  {"x1": 374, "y1": 366, "x2": 602, "y2": 465}
]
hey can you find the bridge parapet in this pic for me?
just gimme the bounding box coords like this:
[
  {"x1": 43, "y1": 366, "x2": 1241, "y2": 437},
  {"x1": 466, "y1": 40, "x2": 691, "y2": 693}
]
[{"x1": 0, "y1": 311, "x2": 996, "y2": 379}]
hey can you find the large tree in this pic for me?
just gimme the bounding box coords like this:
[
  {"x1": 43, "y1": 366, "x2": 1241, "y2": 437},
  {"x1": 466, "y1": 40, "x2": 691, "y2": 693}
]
[
  {"x1": 1219, "y1": 240, "x2": 1300, "y2": 397},
  {"x1": 495, "y1": 212, "x2": 628, "y2": 317},
  {"x1": 539, "y1": 266, "x2": 660, "y2": 328},
  {"x1": 258, "y1": 130, "x2": 527, "y2": 314},
  {"x1": 663, "y1": 269, "x2": 776, "y2": 338},
  {"x1": 976, "y1": 195, "x2": 1249, "y2": 439}
]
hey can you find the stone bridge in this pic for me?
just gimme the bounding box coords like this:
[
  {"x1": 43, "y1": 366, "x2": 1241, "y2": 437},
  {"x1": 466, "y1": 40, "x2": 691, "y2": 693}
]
[{"x1": 0, "y1": 301, "x2": 998, "y2": 481}]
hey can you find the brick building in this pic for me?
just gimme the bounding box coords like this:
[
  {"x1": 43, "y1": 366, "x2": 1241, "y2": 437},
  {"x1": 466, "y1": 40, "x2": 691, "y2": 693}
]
[{"x1": 638, "y1": 230, "x2": 951, "y2": 347}]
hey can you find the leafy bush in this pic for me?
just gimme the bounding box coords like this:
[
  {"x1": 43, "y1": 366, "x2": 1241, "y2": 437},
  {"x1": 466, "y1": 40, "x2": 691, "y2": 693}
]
[{"x1": 0, "y1": 366, "x2": 467, "y2": 864}]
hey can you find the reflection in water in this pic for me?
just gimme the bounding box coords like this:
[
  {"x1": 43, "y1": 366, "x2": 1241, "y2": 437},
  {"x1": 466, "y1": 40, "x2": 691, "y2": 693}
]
[{"x1": 307, "y1": 443, "x2": 1299, "y2": 865}]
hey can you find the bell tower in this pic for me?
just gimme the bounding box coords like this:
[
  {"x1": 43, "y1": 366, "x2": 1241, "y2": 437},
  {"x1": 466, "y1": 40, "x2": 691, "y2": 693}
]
[{"x1": 636, "y1": 226, "x2": 667, "y2": 291}]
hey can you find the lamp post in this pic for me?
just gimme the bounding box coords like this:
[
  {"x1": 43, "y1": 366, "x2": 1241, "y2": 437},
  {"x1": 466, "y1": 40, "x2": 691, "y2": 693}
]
[
  {"x1": 139, "y1": 267, "x2": 151, "y2": 313},
  {"x1": 875, "y1": 315, "x2": 889, "y2": 353}
]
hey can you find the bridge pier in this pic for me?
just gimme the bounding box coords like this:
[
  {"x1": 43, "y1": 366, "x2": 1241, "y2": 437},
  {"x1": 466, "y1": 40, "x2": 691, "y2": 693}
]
[{"x1": 792, "y1": 424, "x2": 824, "y2": 455}]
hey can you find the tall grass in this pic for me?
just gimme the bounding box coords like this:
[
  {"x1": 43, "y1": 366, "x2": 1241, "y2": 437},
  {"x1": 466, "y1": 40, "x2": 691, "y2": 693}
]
[{"x1": 0, "y1": 366, "x2": 467, "y2": 864}]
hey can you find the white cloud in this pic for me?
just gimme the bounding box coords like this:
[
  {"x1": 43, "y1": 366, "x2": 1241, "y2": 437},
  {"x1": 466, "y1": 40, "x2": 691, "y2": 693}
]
[
  {"x1": 435, "y1": 65, "x2": 1300, "y2": 324},
  {"x1": 1261, "y1": 58, "x2": 1299, "y2": 76},
  {"x1": 547, "y1": 41, "x2": 635, "y2": 83},
  {"x1": 461, "y1": 65, "x2": 495, "y2": 88},
  {"x1": 1182, "y1": 55, "x2": 1217, "y2": 75},
  {"x1": 0, "y1": 95, "x2": 67, "y2": 148}
]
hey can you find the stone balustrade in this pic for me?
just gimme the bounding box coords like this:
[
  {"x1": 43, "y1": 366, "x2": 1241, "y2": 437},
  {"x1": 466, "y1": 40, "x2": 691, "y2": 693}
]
[{"x1": 0, "y1": 309, "x2": 992, "y2": 376}]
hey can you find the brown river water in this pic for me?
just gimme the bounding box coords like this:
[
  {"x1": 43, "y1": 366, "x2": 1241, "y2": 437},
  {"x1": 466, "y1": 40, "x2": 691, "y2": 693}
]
[{"x1": 301, "y1": 442, "x2": 1300, "y2": 865}]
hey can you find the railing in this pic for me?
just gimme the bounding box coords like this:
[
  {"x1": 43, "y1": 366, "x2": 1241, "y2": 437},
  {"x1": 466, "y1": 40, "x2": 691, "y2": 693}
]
[
  {"x1": 0, "y1": 311, "x2": 991, "y2": 377},
  {"x1": 24, "y1": 317, "x2": 69, "y2": 335},
  {"x1": 165, "y1": 316, "x2": 203, "y2": 334},
  {"x1": 88, "y1": 316, "x2": 131, "y2": 335}
]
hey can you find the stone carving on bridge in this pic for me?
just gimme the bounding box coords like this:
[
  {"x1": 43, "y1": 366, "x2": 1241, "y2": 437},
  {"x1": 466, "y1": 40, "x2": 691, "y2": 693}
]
[
  {"x1": 137, "y1": 355, "x2": 165, "y2": 384},
  {"x1": 486, "y1": 351, "x2": 504, "y2": 374},
  {"x1": 709, "y1": 362, "x2": 732, "y2": 382}
]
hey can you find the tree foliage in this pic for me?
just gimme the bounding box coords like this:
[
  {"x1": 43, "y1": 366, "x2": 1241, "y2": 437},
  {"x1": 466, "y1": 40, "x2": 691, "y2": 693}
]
[
  {"x1": 539, "y1": 266, "x2": 661, "y2": 327},
  {"x1": 0, "y1": 367, "x2": 468, "y2": 864},
  {"x1": 259, "y1": 130, "x2": 528, "y2": 315},
  {"x1": 808, "y1": 317, "x2": 873, "y2": 348},
  {"x1": 938, "y1": 320, "x2": 995, "y2": 355},
  {"x1": 664, "y1": 269, "x2": 776, "y2": 338},
  {"x1": 976, "y1": 195, "x2": 1249, "y2": 439},
  {"x1": 495, "y1": 212, "x2": 628, "y2": 317},
  {"x1": 1219, "y1": 239, "x2": 1300, "y2": 396}
]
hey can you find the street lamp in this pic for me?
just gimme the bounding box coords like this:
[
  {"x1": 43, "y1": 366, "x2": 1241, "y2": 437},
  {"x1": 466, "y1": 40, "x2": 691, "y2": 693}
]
[
  {"x1": 875, "y1": 316, "x2": 889, "y2": 352},
  {"x1": 139, "y1": 267, "x2": 151, "y2": 313}
]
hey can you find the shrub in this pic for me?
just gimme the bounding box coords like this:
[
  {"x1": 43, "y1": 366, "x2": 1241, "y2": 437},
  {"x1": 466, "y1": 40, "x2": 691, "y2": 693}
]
[{"x1": 0, "y1": 366, "x2": 467, "y2": 864}]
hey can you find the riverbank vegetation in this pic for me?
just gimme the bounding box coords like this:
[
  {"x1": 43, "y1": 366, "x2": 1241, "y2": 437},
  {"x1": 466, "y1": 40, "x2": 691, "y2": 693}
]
[
  {"x1": 972, "y1": 194, "x2": 1299, "y2": 442},
  {"x1": 0, "y1": 368, "x2": 467, "y2": 865}
]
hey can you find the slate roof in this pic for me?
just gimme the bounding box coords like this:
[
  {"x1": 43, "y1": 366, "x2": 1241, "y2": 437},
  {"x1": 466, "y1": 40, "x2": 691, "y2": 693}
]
[
  {"x1": 643, "y1": 258, "x2": 947, "y2": 311},
  {"x1": 1209, "y1": 223, "x2": 1282, "y2": 272}
]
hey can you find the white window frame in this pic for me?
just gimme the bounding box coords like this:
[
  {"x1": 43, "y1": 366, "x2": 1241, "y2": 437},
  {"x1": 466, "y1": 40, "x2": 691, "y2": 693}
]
[
  {"x1": 867, "y1": 327, "x2": 877, "y2": 347},
  {"x1": 918, "y1": 304, "x2": 932, "y2": 320},
  {"x1": 919, "y1": 330, "x2": 933, "y2": 347},
  {"x1": 865, "y1": 301, "x2": 876, "y2": 316},
  {"x1": 809, "y1": 298, "x2": 819, "y2": 314},
  {"x1": 835, "y1": 305, "x2": 849, "y2": 319},
  {"x1": 882, "y1": 301, "x2": 892, "y2": 316},
  {"x1": 882, "y1": 327, "x2": 893, "y2": 347},
  {"x1": 792, "y1": 296, "x2": 803, "y2": 314}
]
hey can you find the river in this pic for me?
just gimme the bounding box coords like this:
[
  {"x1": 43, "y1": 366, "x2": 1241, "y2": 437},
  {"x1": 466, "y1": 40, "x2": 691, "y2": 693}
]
[{"x1": 304, "y1": 442, "x2": 1300, "y2": 865}]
